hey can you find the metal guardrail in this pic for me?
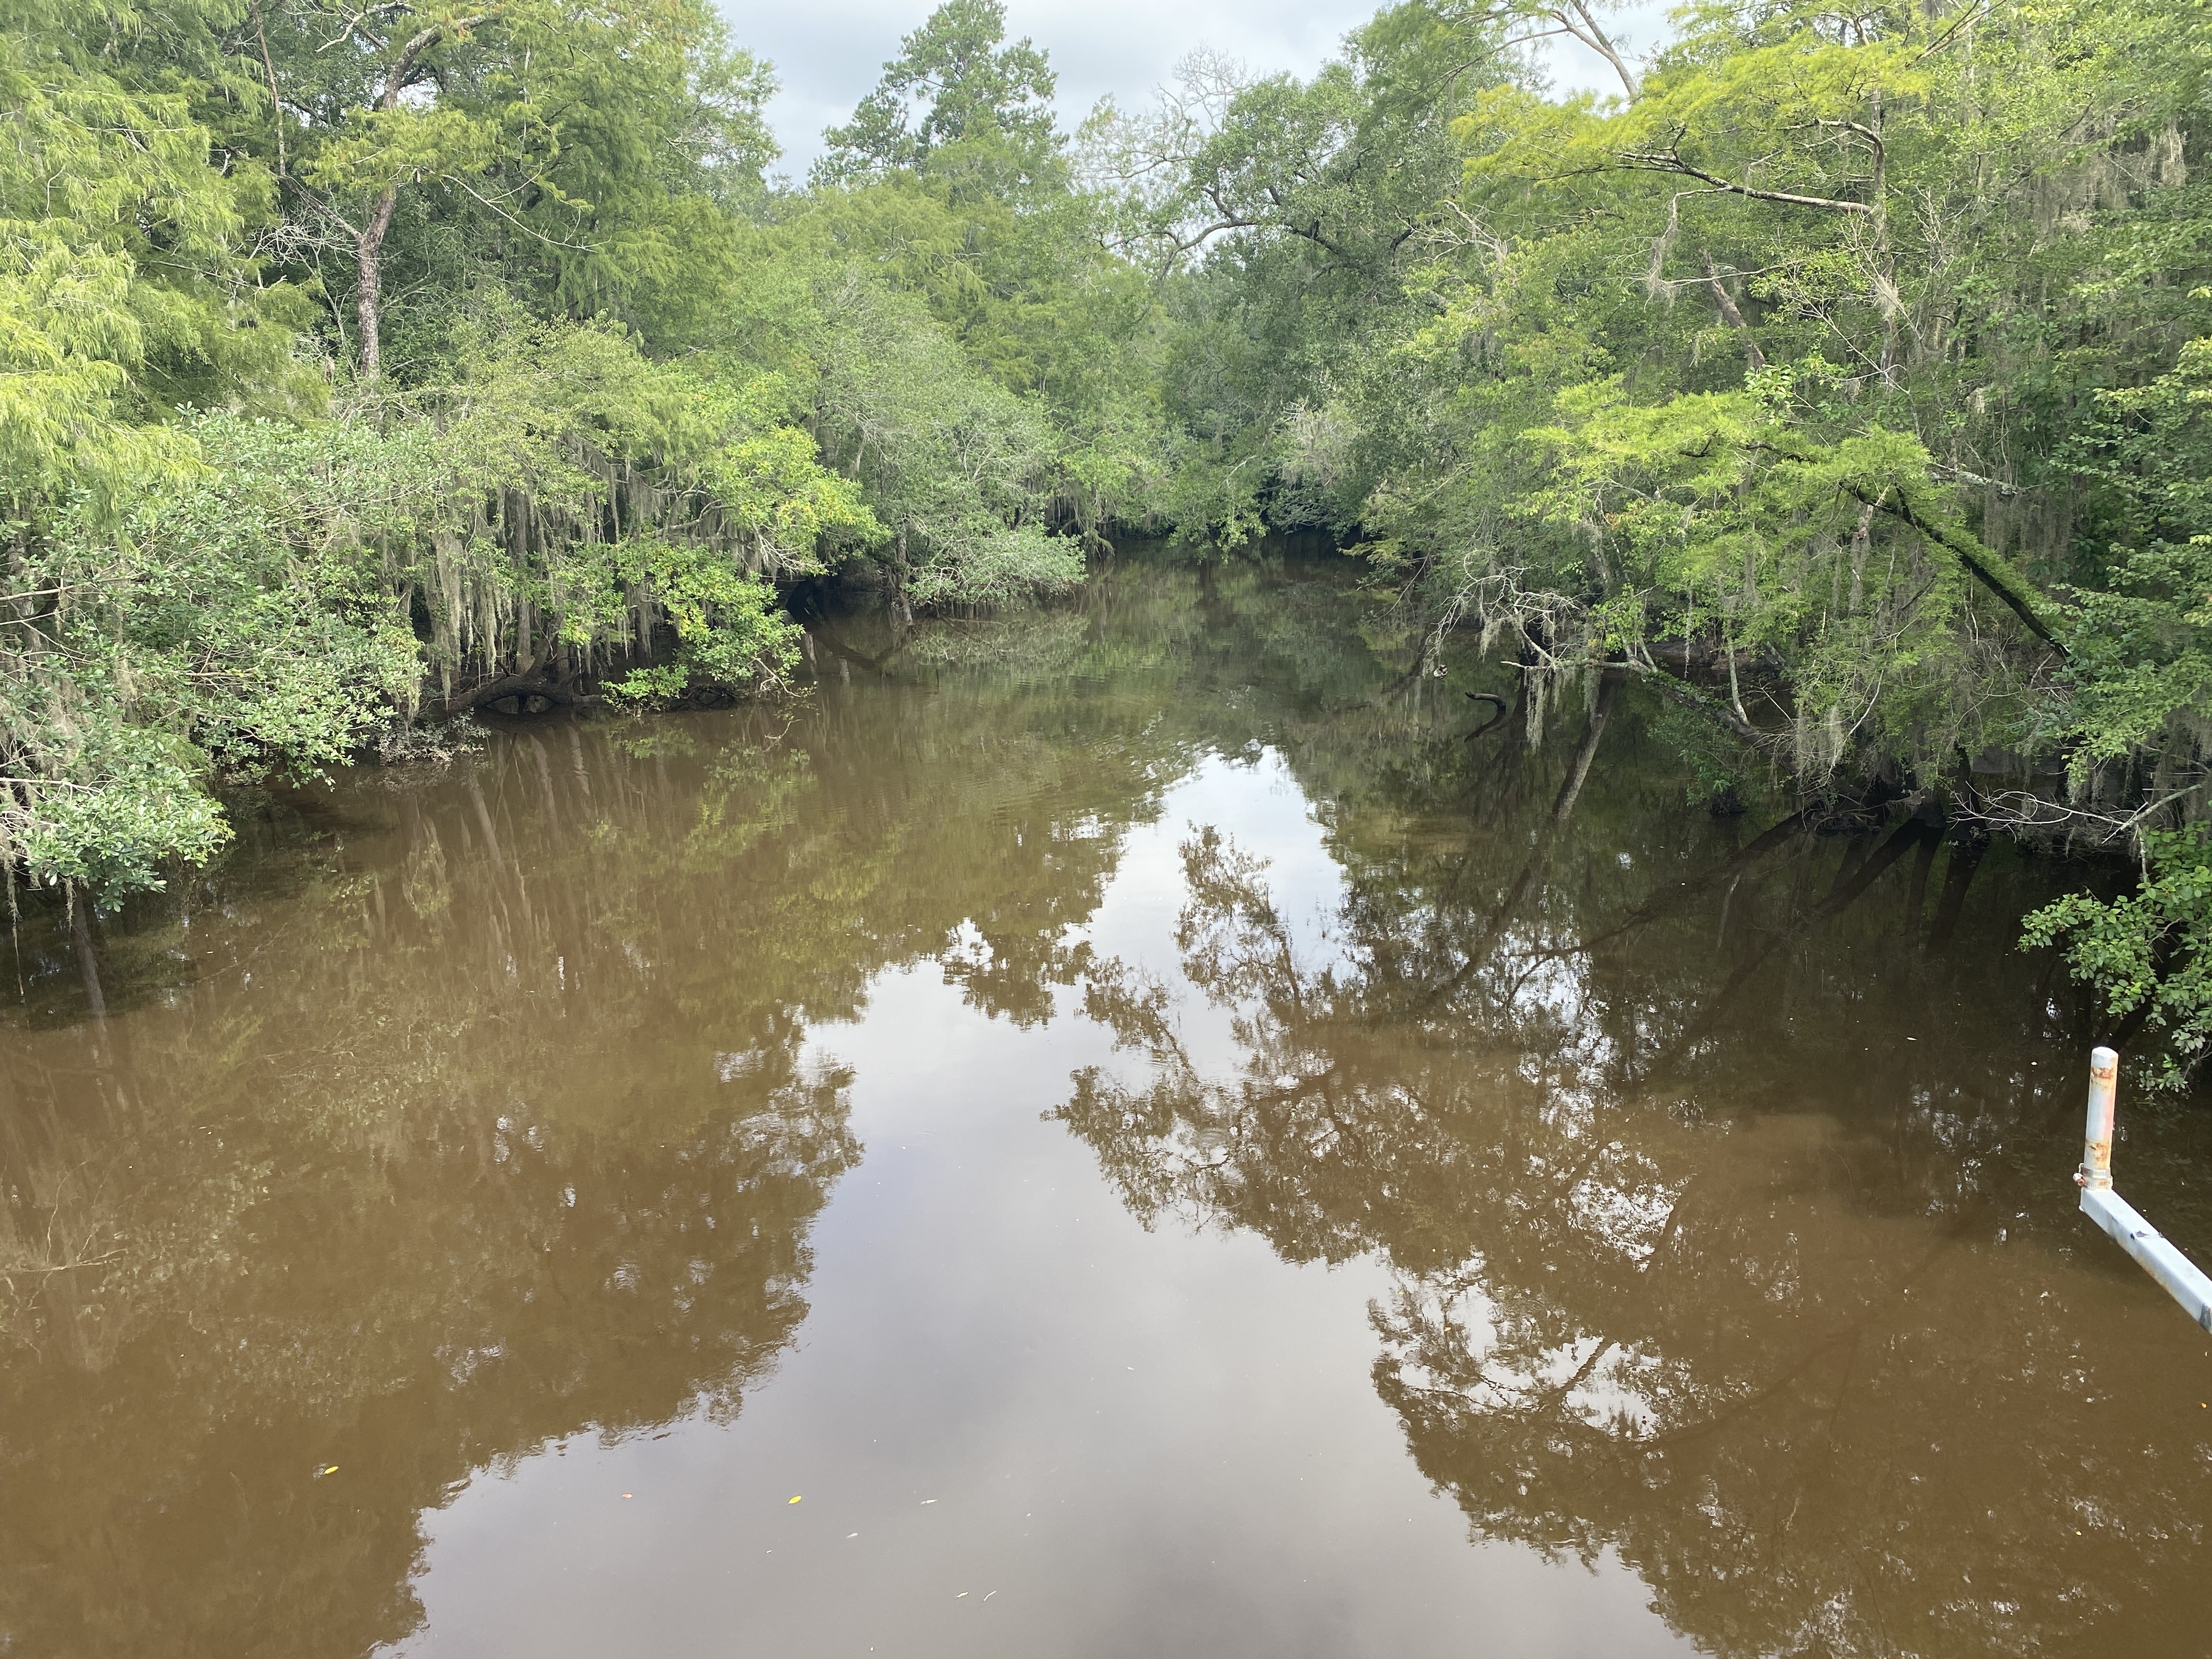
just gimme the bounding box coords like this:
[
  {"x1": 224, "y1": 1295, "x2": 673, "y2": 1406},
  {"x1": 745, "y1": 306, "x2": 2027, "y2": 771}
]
[{"x1": 2075, "y1": 1045, "x2": 2212, "y2": 1333}]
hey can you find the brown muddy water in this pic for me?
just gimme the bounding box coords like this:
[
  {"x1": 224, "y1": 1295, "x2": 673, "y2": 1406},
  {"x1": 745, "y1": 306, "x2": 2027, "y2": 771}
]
[{"x1": 4, "y1": 558, "x2": 2211, "y2": 1658}]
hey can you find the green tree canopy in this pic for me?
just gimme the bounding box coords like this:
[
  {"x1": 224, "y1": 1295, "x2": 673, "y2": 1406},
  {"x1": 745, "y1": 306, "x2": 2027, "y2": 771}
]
[{"x1": 814, "y1": 0, "x2": 1063, "y2": 196}]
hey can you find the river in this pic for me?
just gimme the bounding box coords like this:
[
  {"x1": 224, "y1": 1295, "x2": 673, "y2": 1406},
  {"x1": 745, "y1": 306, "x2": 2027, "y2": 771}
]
[{"x1": 3, "y1": 555, "x2": 2209, "y2": 1656}]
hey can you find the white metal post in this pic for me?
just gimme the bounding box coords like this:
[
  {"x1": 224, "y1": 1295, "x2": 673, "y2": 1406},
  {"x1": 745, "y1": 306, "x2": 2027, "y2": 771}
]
[
  {"x1": 2073, "y1": 1046, "x2": 2212, "y2": 1334},
  {"x1": 2078, "y1": 1045, "x2": 2117, "y2": 1191}
]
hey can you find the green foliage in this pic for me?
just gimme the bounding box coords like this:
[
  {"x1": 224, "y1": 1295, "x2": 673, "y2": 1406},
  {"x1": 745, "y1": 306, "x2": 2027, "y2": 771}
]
[
  {"x1": 809, "y1": 274, "x2": 1082, "y2": 606},
  {"x1": 1651, "y1": 704, "x2": 1747, "y2": 810},
  {"x1": 2056, "y1": 334, "x2": 2212, "y2": 772},
  {"x1": 814, "y1": 0, "x2": 1063, "y2": 195},
  {"x1": 3, "y1": 432, "x2": 422, "y2": 896},
  {"x1": 2024, "y1": 827, "x2": 2212, "y2": 1089},
  {"x1": 2, "y1": 0, "x2": 1150, "y2": 906},
  {"x1": 599, "y1": 538, "x2": 803, "y2": 707}
]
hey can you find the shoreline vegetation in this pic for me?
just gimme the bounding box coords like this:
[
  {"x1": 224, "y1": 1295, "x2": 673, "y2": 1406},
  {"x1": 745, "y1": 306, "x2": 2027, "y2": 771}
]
[{"x1": 6, "y1": 0, "x2": 2212, "y2": 1078}]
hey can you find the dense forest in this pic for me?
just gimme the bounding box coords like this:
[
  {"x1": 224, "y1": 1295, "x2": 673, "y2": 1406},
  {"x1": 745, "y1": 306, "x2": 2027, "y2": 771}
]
[{"x1": 5, "y1": 0, "x2": 2211, "y2": 1070}]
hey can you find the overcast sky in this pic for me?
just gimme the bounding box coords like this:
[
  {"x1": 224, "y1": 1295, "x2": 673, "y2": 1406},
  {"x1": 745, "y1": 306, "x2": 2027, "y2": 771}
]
[{"x1": 719, "y1": 0, "x2": 1672, "y2": 179}]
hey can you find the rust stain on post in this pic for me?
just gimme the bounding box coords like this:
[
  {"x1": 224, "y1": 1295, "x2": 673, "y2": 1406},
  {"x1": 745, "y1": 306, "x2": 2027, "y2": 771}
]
[{"x1": 2077, "y1": 1046, "x2": 2118, "y2": 1192}]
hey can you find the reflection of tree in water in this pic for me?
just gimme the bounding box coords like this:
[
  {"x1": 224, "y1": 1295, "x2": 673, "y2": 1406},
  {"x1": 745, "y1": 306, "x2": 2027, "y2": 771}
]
[
  {"x1": 1057, "y1": 687, "x2": 2212, "y2": 1657},
  {"x1": 3, "y1": 1046, "x2": 853, "y2": 1658},
  {"x1": 0, "y1": 614, "x2": 1204, "y2": 1658},
  {"x1": 0, "y1": 740, "x2": 875, "y2": 1656}
]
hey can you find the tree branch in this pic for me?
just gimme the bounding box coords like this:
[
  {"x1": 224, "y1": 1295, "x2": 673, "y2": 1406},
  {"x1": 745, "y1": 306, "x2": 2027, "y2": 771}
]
[
  {"x1": 1700, "y1": 252, "x2": 1765, "y2": 368},
  {"x1": 1846, "y1": 481, "x2": 2064, "y2": 654},
  {"x1": 1743, "y1": 441, "x2": 2067, "y2": 654},
  {"x1": 1618, "y1": 150, "x2": 1876, "y2": 215},
  {"x1": 382, "y1": 14, "x2": 486, "y2": 109},
  {"x1": 1549, "y1": 0, "x2": 1640, "y2": 99}
]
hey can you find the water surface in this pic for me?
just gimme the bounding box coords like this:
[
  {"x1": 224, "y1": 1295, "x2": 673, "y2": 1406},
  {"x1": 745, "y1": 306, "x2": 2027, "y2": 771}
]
[{"x1": 4, "y1": 559, "x2": 2209, "y2": 1657}]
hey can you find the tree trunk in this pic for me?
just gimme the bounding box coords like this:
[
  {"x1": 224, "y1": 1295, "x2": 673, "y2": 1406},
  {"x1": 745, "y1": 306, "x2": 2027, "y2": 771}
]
[
  {"x1": 1701, "y1": 254, "x2": 1765, "y2": 369},
  {"x1": 466, "y1": 774, "x2": 505, "y2": 872},
  {"x1": 356, "y1": 187, "x2": 397, "y2": 382},
  {"x1": 527, "y1": 735, "x2": 561, "y2": 834},
  {"x1": 506, "y1": 488, "x2": 534, "y2": 669},
  {"x1": 1823, "y1": 831, "x2": 1872, "y2": 902},
  {"x1": 1548, "y1": 670, "x2": 1619, "y2": 828},
  {"x1": 1674, "y1": 815, "x2": 1926, "y2": 1053},
  {"x1": 890, "y1": 522, "x2": 915, "y2": 635},
  {"x1": 1847, "y1": 501, "x2": 1875, "y2": 613},
  {"x1": 567, "y1": 723, "x2": 594, "y2": 801},
  {"x1": 1868, "y1": 87, "x2": 1898, "y2": 386},
  {"x1": 1428, "y1": 670, "x2": 1620, "y2": 1007}
]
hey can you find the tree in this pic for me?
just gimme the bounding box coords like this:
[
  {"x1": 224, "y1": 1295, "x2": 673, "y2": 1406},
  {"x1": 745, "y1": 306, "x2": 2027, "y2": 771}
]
[
  {"x1": 810, "y1": 273, "x2": 1082, "y2": 614},
  {"x1": 813, "y1": 0, "x2": 1062, "y2": 196},
  {"x1": 249, "y1": 0, "x2": 509, "y2": 381}
]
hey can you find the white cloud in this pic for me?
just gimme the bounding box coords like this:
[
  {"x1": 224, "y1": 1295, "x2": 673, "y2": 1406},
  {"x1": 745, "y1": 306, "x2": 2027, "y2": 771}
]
[{"x1": 719, "y1": 0, "x2": 1672, "y2": 177}]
